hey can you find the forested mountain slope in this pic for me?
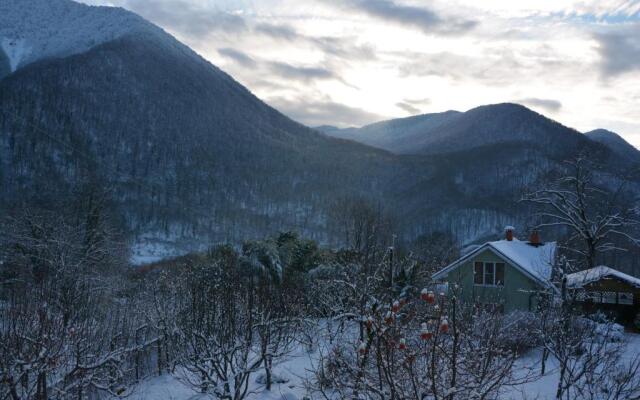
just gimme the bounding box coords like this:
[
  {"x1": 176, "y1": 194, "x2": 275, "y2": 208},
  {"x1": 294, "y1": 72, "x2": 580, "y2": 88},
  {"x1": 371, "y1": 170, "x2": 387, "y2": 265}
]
[
  {"x1": 320, "y1": 103, "x2": 604, "y2": 157},
  {"x1": 1, "y1": 0, "x2": 638, "y2": 262},
  {"x1": 585, "y1": 129, "x2": 640, "y2": 164}
]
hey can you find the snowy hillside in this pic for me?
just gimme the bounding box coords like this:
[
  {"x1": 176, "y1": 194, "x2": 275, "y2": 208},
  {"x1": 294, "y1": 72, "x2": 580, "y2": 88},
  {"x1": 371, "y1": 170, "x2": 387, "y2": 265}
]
[
  {"x1": 322, "y1": 103, "x2": 593, "y2": 156},
  {"x1": 123, "y1": 333, "x2": 640, "y2": 400},
  {"x1": 2, "y1": 0, "x2": 639, "y2": 266},
  {"x1": 0, "y1": 0, "x2": 159, "y2": 74},
  {"x1": 317, "y1": 110, "x2": 462, "y2": 153},
  {"x1": 586, "y1": 129, "x2": 640, "y2": 164}
]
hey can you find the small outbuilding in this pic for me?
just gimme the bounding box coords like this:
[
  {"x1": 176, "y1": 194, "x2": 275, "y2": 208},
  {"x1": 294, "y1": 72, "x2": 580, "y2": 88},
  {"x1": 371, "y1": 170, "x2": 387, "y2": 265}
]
[{"x1": 566, "y1": 266, "x2": 640, "y2": 327}]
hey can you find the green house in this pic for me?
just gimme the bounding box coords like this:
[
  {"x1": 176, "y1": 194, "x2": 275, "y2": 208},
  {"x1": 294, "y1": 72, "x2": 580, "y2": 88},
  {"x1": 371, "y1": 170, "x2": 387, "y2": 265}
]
[{"x1": 432, "y1": 228, "x2": 558, "y2": 313}]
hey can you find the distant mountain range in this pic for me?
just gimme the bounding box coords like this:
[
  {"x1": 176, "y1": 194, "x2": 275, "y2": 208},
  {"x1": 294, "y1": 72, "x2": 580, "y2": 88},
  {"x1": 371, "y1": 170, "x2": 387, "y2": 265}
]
[
  {"x1": 317, "y1": 105, "x2": 639, "y2": 161},
  {"x1": 585, "y1": 129, "x2": 640, "y2": 164},
  {"x1": 1, "y1": 0, "x2": 638, "y2": 263}
]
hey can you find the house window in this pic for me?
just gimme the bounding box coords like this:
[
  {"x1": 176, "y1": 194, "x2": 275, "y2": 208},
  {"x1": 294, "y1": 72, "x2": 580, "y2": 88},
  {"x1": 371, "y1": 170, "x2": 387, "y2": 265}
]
[
  {"x1": 474, "y1": 262, "x2": 483, "y2": 285},
  {"x1": 584, "y1": 291, "x2": 602, "y2": 303},
  {"x1": 602, "y1": 292, "x2": 617, "y2": 304},
  {"x1": 495, "y1": 263, "x2": 505, "y2": 285},
  {"x1": 618, "y1": 292, "x2": 634, "y2": 305},
  {"x1": 474, "y1": 262, "x2": 505, "y2": 286}
]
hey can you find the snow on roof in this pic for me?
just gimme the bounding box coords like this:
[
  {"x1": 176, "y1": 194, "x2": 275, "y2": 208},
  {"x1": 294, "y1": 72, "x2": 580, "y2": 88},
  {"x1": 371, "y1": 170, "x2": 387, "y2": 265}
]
[
  {"x1": 489, "y1": 239, "x2": 556, "y2": 283},
  {"x1": 565, "y1": 266, "x2": 640, "y2": 289},
  {"x1": 433, "y1": 238, "x2": 557, "y2": 288}
]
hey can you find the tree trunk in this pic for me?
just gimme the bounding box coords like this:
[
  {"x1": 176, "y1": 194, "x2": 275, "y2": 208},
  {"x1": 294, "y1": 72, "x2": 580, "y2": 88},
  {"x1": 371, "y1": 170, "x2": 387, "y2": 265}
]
[
  {"x1": 586, "y1": 240, "x2": 596, "y2": 269},
  {"x1": 449, "y1": 299, "x2": 458, "y2": 400},
  {"x1": 265, "y1": 355, "x2": 272, "y2": 391},
  {"x1": 7, "y1": 376, "x2": 20, "y2": 400},
  {"x1": 38, "y1": 371, "x2": 48, "y2": 400},
  {"x1": 556, "y1": 362, "x2": 566, "y2": 399},
  {"x1": 157, "y1": 338, "x2": 163, "y2": 376}
]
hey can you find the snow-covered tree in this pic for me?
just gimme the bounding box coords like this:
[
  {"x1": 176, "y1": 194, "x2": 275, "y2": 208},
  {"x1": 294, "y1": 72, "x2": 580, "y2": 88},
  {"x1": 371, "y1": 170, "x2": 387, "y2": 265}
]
[
  {"x1": 524, "y1": 157, "x2": 640, "y2": 269},
  {"x1": 0, "y1": 208, "x2": 131, "y2": 399},
  {"x1": 536, "y1": 305, "x2": 640, "y2": 400}
]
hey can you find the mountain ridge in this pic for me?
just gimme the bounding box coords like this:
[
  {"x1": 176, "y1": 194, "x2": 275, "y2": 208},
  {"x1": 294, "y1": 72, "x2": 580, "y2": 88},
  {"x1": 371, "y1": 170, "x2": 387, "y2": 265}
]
[
  {"x1": 2, "y1": 0, "x2": 638, "y2": 263},
  {"x1": 585, "y1": 129, "x2": 640, "y2": 163},
  {"x1": 0, "y1": 5, "x2": 406, "y2": 259},
  {"x1": 319, "y1": 103, "x2": 599, "y2": 156},
  {"x1": 0, "y1": 0, "x2": 163, "y2": 76}
]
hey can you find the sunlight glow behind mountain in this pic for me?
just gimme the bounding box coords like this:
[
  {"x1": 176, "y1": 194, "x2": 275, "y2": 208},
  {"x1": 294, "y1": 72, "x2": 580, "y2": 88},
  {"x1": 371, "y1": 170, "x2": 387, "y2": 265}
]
[{"x1": 80, "y1": 0, "x2": 640, "y2": 148}]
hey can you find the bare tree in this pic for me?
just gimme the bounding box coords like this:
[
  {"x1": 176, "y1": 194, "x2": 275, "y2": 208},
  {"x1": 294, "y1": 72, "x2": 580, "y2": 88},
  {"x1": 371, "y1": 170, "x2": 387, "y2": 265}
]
[
  {"x1": 537, "y1": 304, "x2": 640, "y2": 400},
  {"x1": 311, "y1": 284, "x2": 536, "y2": 400},
  {"x1": 327, "y1": 196, "x2": 395, "y2": 267},
  {"x1": 174, "y1": 251, "x2": 266, "y2": 400},
  {"x1": 523, "y1": 157, "x2": 640, "y2": 269},
  {"x1": 0, "y1": 207, "x2": 131, "y2": 400}
]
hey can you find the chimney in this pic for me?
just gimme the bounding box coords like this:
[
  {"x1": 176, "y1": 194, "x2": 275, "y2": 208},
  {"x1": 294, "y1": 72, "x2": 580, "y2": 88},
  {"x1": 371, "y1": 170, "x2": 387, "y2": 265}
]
[
  {"x1": 504, "y1": 226, "x2": 515, "y2": 241},
  {"x1": 529, "y1": 229, "x2": 541, "y2": 246}
]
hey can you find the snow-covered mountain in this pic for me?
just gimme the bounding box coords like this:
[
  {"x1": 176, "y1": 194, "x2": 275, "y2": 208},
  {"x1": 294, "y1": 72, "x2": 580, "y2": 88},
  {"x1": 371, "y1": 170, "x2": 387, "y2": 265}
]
[
  {"x1": 320, "y1": 103, "x2": 594, "y2": 156},
  {"x1": 317, "y1": 110, "x2": 462, "y2": 153},
  {"x1": 1, "y1": 0, "x2": 638, "y2": 262},
  {"x1": 585, "y1": 129, "x2": 640, "y2": 164},
  {"x1": 0, "y1": 0, "x2": 159, "y2": 76},
  {"x1": 0, "y1": 0, "x2": 402, "y2": 258}
]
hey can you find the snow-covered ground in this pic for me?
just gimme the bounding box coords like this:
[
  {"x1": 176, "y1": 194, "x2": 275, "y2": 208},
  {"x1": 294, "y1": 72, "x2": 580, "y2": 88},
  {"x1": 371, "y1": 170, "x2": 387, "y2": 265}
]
[
  {"x1": 505, "y1": 333, "x2": 640, "y2": 400},
  {"x1": 130, "y1": 230, "x2": 211, "y2": 265},
  {"x1": 127, "y1": 344, "x2": 317, "y2": 400},
  {"x1": 1, "y1": 37, "x2": 30, "y2": 72},
  {"x1": 122, "y1": 333, "x2": 640, "y2": 399}
]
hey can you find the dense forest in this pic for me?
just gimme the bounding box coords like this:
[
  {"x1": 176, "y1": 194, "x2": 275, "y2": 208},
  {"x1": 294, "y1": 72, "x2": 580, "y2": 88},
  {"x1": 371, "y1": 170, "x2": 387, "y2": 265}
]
[
  {"x1": 2, "y1": 177, "x2": 640, "y2": 399},
  {"x1": 2, "y1": 8, "x2": 639, "y2": 263}
]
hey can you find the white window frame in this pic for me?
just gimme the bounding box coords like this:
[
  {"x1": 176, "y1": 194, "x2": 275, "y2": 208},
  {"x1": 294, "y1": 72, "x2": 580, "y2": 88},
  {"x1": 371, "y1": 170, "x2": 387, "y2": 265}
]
[
  {"x1": 618, "y1": 292, "x2": 634, "y2": 305},
  {"x1": 585, "y1": 291, "x2": 602, "y2": 303},
  {"x1": 474, "y1": 262, "x2": 505, "y2": 287},
  {"x1": 602, "y1": 292, "x2": 617, "y2": 304}
]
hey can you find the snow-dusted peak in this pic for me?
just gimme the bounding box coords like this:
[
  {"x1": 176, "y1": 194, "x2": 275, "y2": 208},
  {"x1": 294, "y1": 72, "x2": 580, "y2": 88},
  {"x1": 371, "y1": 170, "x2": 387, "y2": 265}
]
[
  {"x1": 0, "y1": 0, "x2": 160, "y2": 73},
  {"x1": 1, "y1": 38, "x2": 30, "y2": 72}
]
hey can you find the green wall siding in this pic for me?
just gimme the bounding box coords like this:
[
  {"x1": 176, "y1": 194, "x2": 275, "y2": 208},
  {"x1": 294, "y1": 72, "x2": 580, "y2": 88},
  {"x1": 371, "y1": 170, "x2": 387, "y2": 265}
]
[{"x1": 445, "y1": 249, "x2": 543, "y2": 313}]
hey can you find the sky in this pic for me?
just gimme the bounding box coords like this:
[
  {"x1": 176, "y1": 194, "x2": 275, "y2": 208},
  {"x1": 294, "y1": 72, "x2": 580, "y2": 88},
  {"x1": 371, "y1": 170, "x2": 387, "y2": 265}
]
[{"x1": 81, "y1": 0, "x2": 640, "y2": 148}]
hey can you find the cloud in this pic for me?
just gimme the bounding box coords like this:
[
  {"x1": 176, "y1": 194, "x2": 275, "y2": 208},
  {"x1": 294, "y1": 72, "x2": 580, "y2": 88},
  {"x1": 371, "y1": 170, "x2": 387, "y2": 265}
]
[
  {"x1": 267, "y1": 61, "x2": 337, "y2": 82},
  {"x1": 268, "y1": 96, "x2": 386, "y2": 127},
  {"x1": 396, "y1": 97, "x2": 431, "y2": 114},
  {"x1": 398, "y1": 52, "x2": 467, "y2": 79},
  {"x1": 313, "y1": 36, "x2": 377, "y2": 61},
  {"x1": 217, "y1": 47, "x2": 342, "y2": 85},
  {"x1": 217, "y1": 48, "x2": 257, "y2": 68},
  {"x1": 217, "y1": 46, "x2": 339, "y2": 84},
  {"x1": 252, "y1": 22, "x2": 377, "y2": 62},
  {"x1": 119, "y1": 0, "x2": 247, "y2": 38},
  {"x1": 517, "y1": 97, "x2": 563, "y2": 112},
  {"x1": 398, "y1": 51, "x2": 523, "y2": 85},
  {"x1": 79, "y1": 0, "x2": 639, "y2": 146},
  {"x1": 396, "y1": 102, "x2": 421, "y2": 114},
  {"x1": 254, "y1": 23, "x2": 299, "y2": 41},
  {"x1": 396, "y1": 46, "x2": 580, "y2": 87},
  {"x1": 223, "y1": 57, "x2": 341, "y2": 85},
  {"x1": 332, "y1": 0, "x2": 478, "y2": 35},
  {"x1": 594, "y1": 23, "x2": 640, "y2": 78}
]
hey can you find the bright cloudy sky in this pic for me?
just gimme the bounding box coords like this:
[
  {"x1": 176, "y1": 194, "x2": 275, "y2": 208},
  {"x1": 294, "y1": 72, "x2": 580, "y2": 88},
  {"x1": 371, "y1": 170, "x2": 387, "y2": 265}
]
[{"x1": 82, "y1": 0, "x2": 640, "y2": 147}]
